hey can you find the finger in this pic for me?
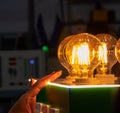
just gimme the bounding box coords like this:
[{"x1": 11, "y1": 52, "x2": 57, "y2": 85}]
[
  {"x1": 29, "y1": 96, "x2": 36, "y2": 113},
  {"x1": 30, "y1": 78, "x2": 37, "y2": 86},
  {"x1": 29, "y1": 72, "x2": 54, "y2": 86},
  {"x1": 28, "y1": 70, "x2": 62, "y2": 97}
]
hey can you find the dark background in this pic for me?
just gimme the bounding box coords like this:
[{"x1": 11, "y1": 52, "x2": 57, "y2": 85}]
[{"x1": 1, "y1": 0, "x2": 120, "y2": 112}]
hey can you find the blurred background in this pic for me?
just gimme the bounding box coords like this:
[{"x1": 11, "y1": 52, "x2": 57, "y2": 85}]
[{"x1": 1, "y1": 0, "x2": 120, "y2": 112}]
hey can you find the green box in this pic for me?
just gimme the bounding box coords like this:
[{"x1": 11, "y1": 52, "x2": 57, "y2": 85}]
[{"x1": 37, "y1": 83, "x2": 120, "y2": 113}]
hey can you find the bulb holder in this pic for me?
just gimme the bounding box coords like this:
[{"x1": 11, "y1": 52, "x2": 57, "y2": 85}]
[
  {"x1": 73, "y1": 78, "x2": 99, "y2": 85},
  {"x1": 95, "y1": 33, "x2": 117, "y2": 76},
  {"x1": 95, "y1": 74, "x2": 117, "y2": 84},
  {"x1": 58, "y1": 76, "x2": 118, "y2": 85}
]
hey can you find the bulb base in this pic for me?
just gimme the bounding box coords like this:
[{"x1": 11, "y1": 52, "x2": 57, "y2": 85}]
[
  {"x1": 95, "y1": 74, "x2": 117, "y2": 84},
  {"x1": 65, "y1": 76, "x2": 100, "y2": 85},
  {"x1": 73, "y1": 78, "x2": 99, "y2": 85}
]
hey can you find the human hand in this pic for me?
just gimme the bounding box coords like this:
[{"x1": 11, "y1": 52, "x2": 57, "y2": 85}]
[{"x1": 8, "y1": 70, "x2": 62, "y2": 113}]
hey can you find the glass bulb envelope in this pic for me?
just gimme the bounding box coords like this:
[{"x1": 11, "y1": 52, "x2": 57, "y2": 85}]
[
  {"x1": 96, "y1": 33, "x2": 117, "y2": 75},
  {"x1": 58, "y1": 33, "x2": 102, "y2": 84},
  {"x1": 115, "y1": 38, "x2": 120, "y2": 63}
]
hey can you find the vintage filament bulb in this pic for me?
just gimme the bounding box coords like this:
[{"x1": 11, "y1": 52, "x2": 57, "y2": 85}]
[
  {"x1": 115, "y1": 38, "x2": 120, "y2": 63},
  {"x1": 95, "y1": 33, "x2": 117, "y2": 84},
  {"x1": 57, "y1": 35, "x2": 74, "y2": 76},
  {"x1": 57, "y1": 33, "x2": 102, "y2": 84},
  {"x1": 96, "y1": 33, "x2": 117, "y2": 75}
]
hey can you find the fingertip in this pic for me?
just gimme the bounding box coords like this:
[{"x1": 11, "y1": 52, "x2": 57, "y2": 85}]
[
  {"x1": 30, "y1": 78, "x2": 37, "y2": 86},
  {"x1": 56, "y1": 70, "x2": 62, "y2": 76},
  {"x1": 27, "y1": 71, "x2": 62, "y2": 97},
  {"x1": 59, "y1": 70, "x2": 62, "y2": 75},
  {"x1": 50, "y1": 70, "x2": 62, "y2": 82}
]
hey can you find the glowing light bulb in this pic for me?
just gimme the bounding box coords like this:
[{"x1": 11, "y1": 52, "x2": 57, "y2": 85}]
[
  {"x1": 57, "y1": 33, "x2": 102, "y2": 84},
  {"x1": 115, "y1": 38, "x2": 120, "y2": 63},
  {"x1": 58, "y1": 35, "x2": 74, "y2": 75},
  {"x1": 95, "y1": 33, "x2": 117, "y2": 84},
  {"x1": 96, "y1": 33, "x2": 117, "y2": 75}
]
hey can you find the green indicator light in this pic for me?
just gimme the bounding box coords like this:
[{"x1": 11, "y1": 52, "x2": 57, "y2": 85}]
[{"x1": 42, "y1": 45, "x2": 49, "y2": 52}]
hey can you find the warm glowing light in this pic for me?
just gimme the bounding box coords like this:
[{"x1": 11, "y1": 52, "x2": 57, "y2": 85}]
[
  {"x1": 28, "y1": 78, "x2": 37, "y2": 84},
  {"x1": 71, "y1": 43, "x2": 90, "y2": 65},
  {"x1": 47, "y1": 81, "x2": 50, "y2": 84},
  {"x1": 115, "y1": 38, "x2": 120, "y2": 63},
  {"x1": 96, "y1": 33, "x2": 117, "y2": 75},
  {"x1": 99, "y1": 43, "x2": 108, "y2": 64},
  {"x1": 58, "y1": 33, "x2": 102, "y2": 82},
  {"x1": 102, "y1": 43, "x2": 108, "y2": 63},
  {"x1": 48, "y1": 82, "x2": 120, "y2": 88}
]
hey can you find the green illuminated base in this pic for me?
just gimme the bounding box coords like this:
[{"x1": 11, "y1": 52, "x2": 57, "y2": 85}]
[{"x1": 37, "y1": 84, "x2": 120, "y2": 113}]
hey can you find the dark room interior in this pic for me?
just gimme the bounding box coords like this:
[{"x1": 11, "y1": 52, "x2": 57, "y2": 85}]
[{"x1": 1, "y1": 0, "x2": 120, "y2": 113}]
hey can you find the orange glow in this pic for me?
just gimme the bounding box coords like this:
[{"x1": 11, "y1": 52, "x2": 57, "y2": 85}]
[
  {"x1": 47, "y1": 81, "x2": 50, "y2": 84},
  {"x1": 71, "y1": 43, "x2": 90, "y2": 65},
  {"x1": 99, "y1": 43, "x2": 108, "y2": 64},
  {"x1": 28, "y1": 78, "x2": 37, "y2": 83},
  {"x1": 28, "y1": 78, "x2": 37, "y2": 85}
]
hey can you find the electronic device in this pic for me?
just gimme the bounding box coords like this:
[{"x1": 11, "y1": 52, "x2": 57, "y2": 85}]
[{"x1": 0, "y1": 50, "x2": 46, "y2": 89}]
